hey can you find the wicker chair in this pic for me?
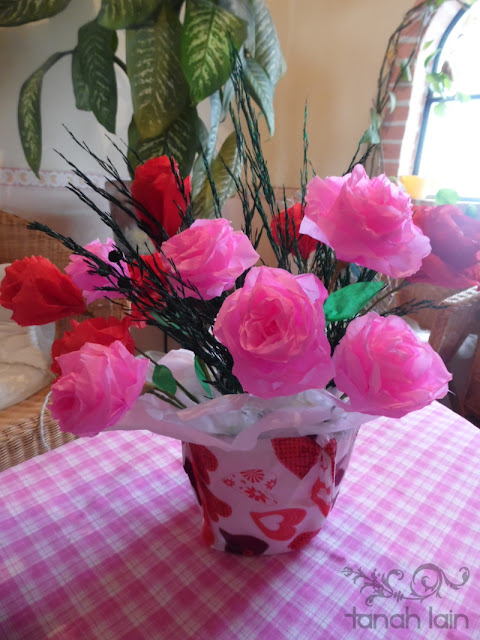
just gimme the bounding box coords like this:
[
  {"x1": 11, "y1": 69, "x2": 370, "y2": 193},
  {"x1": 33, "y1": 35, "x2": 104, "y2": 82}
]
[
  {"x1": 398, "y1": 282, "x2": 480, "y2": 421},
  {"x1": 0, "y1": 211, "x2": 123, "y2": 470}
]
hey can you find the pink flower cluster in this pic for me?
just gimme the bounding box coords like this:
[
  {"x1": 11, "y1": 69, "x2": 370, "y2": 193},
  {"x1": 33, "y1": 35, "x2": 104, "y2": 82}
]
[
  {"x1": 300, "y1": 164, "x2": 431, "y2": 278},
  {"x1": 213, "y1": 267, "x2": 334, "y2": 398},
  {"x1": 10, "y1": 159, "x2": 453, "y2": 438}
]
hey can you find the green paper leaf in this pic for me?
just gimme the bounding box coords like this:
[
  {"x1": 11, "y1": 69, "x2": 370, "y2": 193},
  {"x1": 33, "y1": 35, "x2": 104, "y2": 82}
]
[
  {"x1": 71, "y1": 48, "x2": 91, "y2": 111},
  {"x1": 249, "y1": 0, "x2": 286, "y2": 86},
  {"x1": 244, "y1": 57, "x2": 275, "y2": 135},
  {"x1": 435, "y1": 188, "x2": 459, "y2": 205},
  {"x1": 77, "y1": 21, "x2": 118, "y2": 133},
  {"x1": 150, "y1": 312, "x2": 181, "y2": 333},
  {"x1": 97, "y1": 0, "x2": 161, "y2": 29},
  {"x1": 0, "y1": 0, "x2": 71, "y2": 26},
  {"x1": 18, "y1": 51, "x2": 69, "y2": 176},
  {"x1": 194, "y1": 356, "x2": 213, "y2": 398},
  {"x1": 192, "y1": 130, "x2": 242, "y2": 218},
  {"x1": 181, "y1": 0, "x2": 247, "y2": 105},
  {"x1": 127, "y1": 105, "x2": 200, "y2": 176},
  {"x1": 324, "y1": 281, "x2": 384, "y2": 323},
  {"x1": 152, "y1": 364, "x2": 177, "y2": 395},
  {"x1": 126, "y1": 4, "x2": 189, "y2": 139}
]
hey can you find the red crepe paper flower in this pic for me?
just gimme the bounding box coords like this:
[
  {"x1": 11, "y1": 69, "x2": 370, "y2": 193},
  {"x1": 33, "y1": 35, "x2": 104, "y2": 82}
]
[
  {"x1": 409, "y1": 204, "x2": 480, "y2": 289},
  {"x1": 0, "y1": 256, "x2": 87, "y2": 326},
  {"x1": 131, "y1": 156, "x2": 191, "y2": 244},
  {"x1": 271, "y1": 203, "x2": 317, "y2": 261},
  {"x1": 128, "y1": 252, "x2": 169, "y2": 323},
  {"x1": 51, "y1": 316, "x2": 135, "y2": 376}
]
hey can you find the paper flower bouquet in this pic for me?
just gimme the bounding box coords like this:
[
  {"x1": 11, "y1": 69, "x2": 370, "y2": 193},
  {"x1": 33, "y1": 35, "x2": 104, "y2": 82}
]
[{"x1": 0, "y1": 71, "x2": 459, "y2": 555}]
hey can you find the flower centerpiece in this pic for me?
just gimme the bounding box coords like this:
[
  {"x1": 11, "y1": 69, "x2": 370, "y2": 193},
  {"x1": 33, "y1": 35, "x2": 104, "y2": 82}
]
[{"x1": 0, "y1": 66, "x2": 455, "y2": 556}]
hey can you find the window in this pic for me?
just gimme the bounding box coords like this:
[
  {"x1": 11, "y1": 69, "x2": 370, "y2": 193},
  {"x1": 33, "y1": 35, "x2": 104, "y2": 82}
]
[{"x1": 414, "y1": 3, "x2": 480, "y2": 200}]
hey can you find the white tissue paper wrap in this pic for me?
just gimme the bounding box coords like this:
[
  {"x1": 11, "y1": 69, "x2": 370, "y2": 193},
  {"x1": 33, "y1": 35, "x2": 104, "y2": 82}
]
[
  {"x1": 115, "y1": 349, "x2": 375, "y2": 451},
  {"x1": 0, "y1": 263, "x2": 55, "y2": 410}
]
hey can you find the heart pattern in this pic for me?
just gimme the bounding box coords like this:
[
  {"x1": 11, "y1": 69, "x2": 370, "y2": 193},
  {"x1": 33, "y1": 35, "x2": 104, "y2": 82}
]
[
  {"x1": 251, "y1": 508, "x2": 307, "y2": 541},
  {"x1": 219, "y1": 529, "x2": 269, "y2": 556},
  {"x1": 288, "y1": 529, "x2": 322, "y2": 551},
  {"x1": 271, "y1": 437, "x2": 320, "y2": 479},
  {"x1": 311, "y1": 478, "x2": 331, "y2": 517},
  {"x1": 183, "y1": 428, "x2": 358, "y2": 554},
  {"x1": 200, "y1": 482, "x2": 232, "y2": 522},
  {"x1": 189, "y1": 444, "x2": 218, "y2": 485}
]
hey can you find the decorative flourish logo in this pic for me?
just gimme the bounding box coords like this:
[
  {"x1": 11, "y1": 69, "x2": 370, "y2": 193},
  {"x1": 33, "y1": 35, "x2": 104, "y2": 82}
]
[{"x1": 341, "y1": 563, "x2": 470, "y2": 607}]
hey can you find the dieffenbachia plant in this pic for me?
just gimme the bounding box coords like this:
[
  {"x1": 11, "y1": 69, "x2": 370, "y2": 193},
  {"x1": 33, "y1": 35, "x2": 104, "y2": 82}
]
[{"x1": 1, "y1": 0, "x2": 285, "y2": 216}]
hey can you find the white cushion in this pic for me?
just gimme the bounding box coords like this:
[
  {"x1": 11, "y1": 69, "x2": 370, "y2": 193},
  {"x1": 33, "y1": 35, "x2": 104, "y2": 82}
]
[{"x1": 0, "y1": 263, "x2": 55, "y2": 410}]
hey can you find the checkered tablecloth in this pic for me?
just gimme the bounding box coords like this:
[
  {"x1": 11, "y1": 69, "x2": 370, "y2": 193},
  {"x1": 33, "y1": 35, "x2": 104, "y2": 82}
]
[{"x1": 1, "y1": 402, "x2": 479, "y2": 640}]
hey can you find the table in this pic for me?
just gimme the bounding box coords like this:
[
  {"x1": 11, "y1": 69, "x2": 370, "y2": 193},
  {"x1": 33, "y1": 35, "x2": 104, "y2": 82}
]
[{"x1": 1, "y1": 402, "x2": 480, "y2": 640}]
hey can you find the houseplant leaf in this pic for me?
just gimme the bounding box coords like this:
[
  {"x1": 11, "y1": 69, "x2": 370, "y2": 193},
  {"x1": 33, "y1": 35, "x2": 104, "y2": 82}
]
[
  {"x1": 71, "y1": 48, "x2": 91, "y2": 111},
  {"x1": 77, "y1": 21, "x2": 117, "y2": 133},
  {"x1": 97, "y1": 0, "x2": 161, "y2": 29},
  {"x1": 324, "y1": 281, "x2": 384, "y2": 323},
  {"x1": 217, "y1": 0, "x2": 255, "y2": 54},
  {"x1": 0, "y1": 0, "x2": 71, "y2": 26},
  {"x1": 181, "y1": 0, "x2": 248, "y2": 105},
  {"x1": 191, "y1": 91, "x2": 222, "y2": 199},
  {"x1": 249, "y1": 0, "x2": 285, "y2": 85},
  {"x1": 244, "y1": 57, "x2": 275, "y2": 134},
  {"x1": 128, "y1": 106, "x2": 201, "y2": 176},
  {"x1": 18, "y1": 51, "x2": 70, "y2": 176},
  {"x1": 192, "y1": 130, "x2": 242, "y2": 218},
  {"x1": 126, "y1": 3, "x2": 189, "y2": 140}
]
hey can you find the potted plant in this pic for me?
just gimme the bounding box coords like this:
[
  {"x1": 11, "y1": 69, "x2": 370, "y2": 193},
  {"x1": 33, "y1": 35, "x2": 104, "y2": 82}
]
[{"x1": 0, "y1": 0, "x2": 285, "y2": 215}]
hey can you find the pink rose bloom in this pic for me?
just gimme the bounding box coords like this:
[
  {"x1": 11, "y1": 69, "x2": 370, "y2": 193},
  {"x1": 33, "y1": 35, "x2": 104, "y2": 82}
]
[
  {"x1": 50, "y1": 340, "x2": 149, "y2": 436},
  {"x1": 300, "y1": 164, "x2": 431, "y2": 278},
  {"x1": 65, "y1": 238, "x2": 127, "y2": 304},
  {"x1": 213, "y1": 266, "x2": 334, "y2": 398},
  {"x1": 333, "y1": 312, "x2": 451, "y2": 418},
  {"x1": 161, "y1": 219, "x2": 259, "y2": 299}
]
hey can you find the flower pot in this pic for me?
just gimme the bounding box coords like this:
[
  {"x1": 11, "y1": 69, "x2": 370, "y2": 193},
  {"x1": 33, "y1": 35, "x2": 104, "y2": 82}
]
[{"x1": 182, "y1": 426, "x2": 359, "y2": 555}]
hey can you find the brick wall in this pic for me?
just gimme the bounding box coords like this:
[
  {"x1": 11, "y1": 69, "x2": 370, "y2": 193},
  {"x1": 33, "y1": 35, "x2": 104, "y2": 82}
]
[{"x1": 378, "y1": 1, "x2": 460, "y2": 179}]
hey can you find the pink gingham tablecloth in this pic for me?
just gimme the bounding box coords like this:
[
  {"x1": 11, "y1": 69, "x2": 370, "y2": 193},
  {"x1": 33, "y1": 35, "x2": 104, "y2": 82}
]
[{"x1": 1, "y1": 401, "x2": 480, "y2": 640}]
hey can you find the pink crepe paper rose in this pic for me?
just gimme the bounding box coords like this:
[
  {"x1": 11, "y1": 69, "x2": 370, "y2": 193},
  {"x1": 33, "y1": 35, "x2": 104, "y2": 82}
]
[
  {"x1": 213, "y1": 266, "x2": 334, "y2": 398},
  {"x1": 161, "y1": 219, "x2": 259, "y2": 299},
  {"x1": 333, "y1": 312, "x2": 451, "y2": 418},
  {"x1": 50, "y1": 340, "x2": 149, "y2": 436},
  {"x1": 65, "y1": 238, "x2": 127, "y2": 304},
  {"x1": 299, "y1": 164, "x2": 431, "y2": 278}
]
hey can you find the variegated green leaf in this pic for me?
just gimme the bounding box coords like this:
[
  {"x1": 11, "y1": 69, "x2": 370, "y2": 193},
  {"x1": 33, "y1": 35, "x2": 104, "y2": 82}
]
[
  {"x1": 71, "y1": 48, "x2": 90, "y2": 111},
  {"x1": 0, "y1": 0, "x2": 71, "y2": 26},
  {"x1": 244, "y1": 57, "x2": 274, "y2": 134},
  {"x1": 18, "y1": 50, "x2": 69, "y2": 176},
  {"x1": 126, "y1": 4, "x2": 189, "y2": 140},
  {"x1": 78, "y1": 21, "x2": 117, "y2": 133},
  {"x1": 216, "y1": 0, "x2": 255, "y2": 54},
  {"x1": 220, "y1": 76, "x2": 235, "y2": 121},
  {"x1": 181, "y1": 0, "x2": 247, "y2": 105},
  {"x1": 249, "y1": 0, "x2": 285, "y2": 85},
  {"x1": 191, "y1": 91, "x2": 221, "y2": 199},
  {"x1": 192, "y1": 130, "x2": 242, "y2": 218},
  {"x1": 128, "y1": 106, "x2": 200, "y2": 177},
  {"x1": 97, "y1": 0, "x2": 161, "y2": 29},
  {"x1": 191, "y1": 119, "x2": 209, "y2": 199}
]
